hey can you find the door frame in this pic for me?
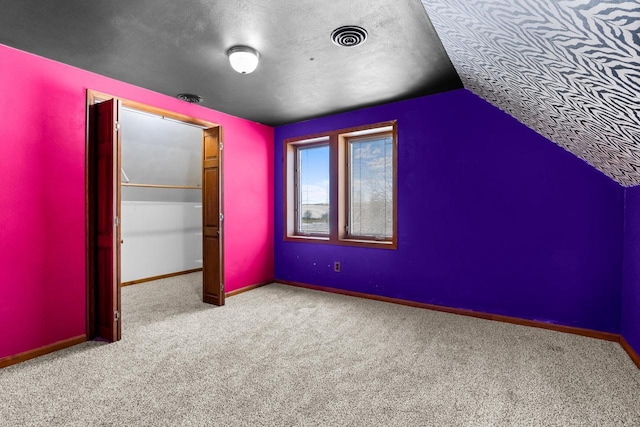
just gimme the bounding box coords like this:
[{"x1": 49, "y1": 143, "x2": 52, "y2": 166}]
[{"x1": 85, "y1": 89, "x2": 224, "y2": 340}]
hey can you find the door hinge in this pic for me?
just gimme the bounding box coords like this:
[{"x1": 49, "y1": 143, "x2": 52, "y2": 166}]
[
  {"x1": 114, "y1": 310, "x2": 120, "y2": 321},
  {"x1": 219, "y1": 213, "x2": 224, "y2": 221},
  {"x1": 115, "y1": 121, "x2": 121, "y2": 131},
  {"x1": 219, "y1": 142, "x2": 223, "y2": 150},
  {"x1": 220, "y1": 283, "x2": 224, "y2": 292},
  {"x1": 114, "y1": 216, "x2": 120, "y2": 227}
]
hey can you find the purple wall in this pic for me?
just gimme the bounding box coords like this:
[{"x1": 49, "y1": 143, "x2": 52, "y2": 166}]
[
  {"x1": 274, "y1": 89, "x2": 624, "y2": 333},
  {"x1": 622, "y1": 186, "x2": 640, "y2": 353}
]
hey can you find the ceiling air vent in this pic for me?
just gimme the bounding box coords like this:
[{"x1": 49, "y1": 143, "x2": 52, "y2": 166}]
[
  {"x1": 331, "y1": 26, "x2": 368, "y2": 47},
  {"x1": 177, "y1": 93, "x2": 203, "y2": 103}
]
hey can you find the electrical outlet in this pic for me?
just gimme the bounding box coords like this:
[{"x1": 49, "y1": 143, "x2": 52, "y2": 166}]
[{"x1": 334, "y1": 261, "x2": 341, "y2": 272}]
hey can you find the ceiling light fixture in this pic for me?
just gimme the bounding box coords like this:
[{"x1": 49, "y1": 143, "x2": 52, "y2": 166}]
[{"x1": 227, "y1": 46, "x2": 260, "y2": 74}]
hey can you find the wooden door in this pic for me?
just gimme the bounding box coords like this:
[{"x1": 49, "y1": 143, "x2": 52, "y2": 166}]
[
  {"x1": 202, "y1": 127, "x2": 224, "y2": 305},
  {"x1": 94, "y1": 99, "x2": 122, "y2": 341}
]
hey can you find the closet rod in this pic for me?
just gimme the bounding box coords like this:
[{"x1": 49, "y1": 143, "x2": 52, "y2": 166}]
[{"x1": 121, "y1": 183, "x2": 201, "y2": 190}]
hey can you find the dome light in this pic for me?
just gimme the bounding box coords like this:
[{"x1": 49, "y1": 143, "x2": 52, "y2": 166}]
[{"x1": 227, "y1": 46, "x2": 260, "y2": 74}]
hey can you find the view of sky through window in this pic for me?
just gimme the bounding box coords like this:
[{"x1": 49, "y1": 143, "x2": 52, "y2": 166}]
[
  {"x1": 349, "y1": 134, "x2": 393, "y2": 238},
  {"x1": 297, "y1": 144, "x2": 330, "y2": 234}
]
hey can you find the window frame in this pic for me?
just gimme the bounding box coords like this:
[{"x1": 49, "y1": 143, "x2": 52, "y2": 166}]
[
  {"x1": 343, "y1": 131, "x2": 395, "y2": 243},
  {"x1": 284, "y1": 121, "x2": 397, "y2": 249}
]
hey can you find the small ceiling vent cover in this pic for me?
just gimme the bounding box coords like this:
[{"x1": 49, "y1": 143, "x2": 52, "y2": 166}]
[
  {"x1": 177, "y1": 93, "x2": 203, "y2": 103},
  {"x1": 331, "y1": 26, "x2": 368, "y2": 47}
]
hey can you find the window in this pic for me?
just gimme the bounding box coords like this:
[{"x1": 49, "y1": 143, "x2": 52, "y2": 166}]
[
  {"x1": 296, "y1": 142, "x2": 330, "y2": 236},
  {"x1": 346, "y1": 132, "x2": 394, "y2": 240},
  {"x1": 285, "y1": 121, "x2": 397, "y2": 249}
]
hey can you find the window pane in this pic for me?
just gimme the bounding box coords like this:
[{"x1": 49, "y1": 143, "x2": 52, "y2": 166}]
[
  {"x1": 349, "y1": 134, "x2": 393, "y2": 238},
  {"x1": 297, "y1": 144, "x2": 330, "y2": 235}
]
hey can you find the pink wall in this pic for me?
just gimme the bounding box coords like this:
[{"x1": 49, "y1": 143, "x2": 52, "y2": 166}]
[{"x1": 0, "y1": 44, "x2": 274, "y2": 360}]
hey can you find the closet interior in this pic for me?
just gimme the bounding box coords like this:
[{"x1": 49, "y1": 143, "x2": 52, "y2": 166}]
[{"x1": 119, "y1": 107, "x2": 204, "y2": 284}]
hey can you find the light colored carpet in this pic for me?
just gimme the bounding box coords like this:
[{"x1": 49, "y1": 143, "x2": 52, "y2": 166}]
[{"x1": 1, "y1": 273, "x2": 639, "y2": 426}]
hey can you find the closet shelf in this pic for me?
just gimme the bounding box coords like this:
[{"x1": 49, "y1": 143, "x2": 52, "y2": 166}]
[{"x1": 122, "y1": 183, "x2": 201, "y2": 190}]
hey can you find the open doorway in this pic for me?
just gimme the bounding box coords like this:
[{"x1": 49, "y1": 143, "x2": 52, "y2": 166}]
[
  {"x1": 119, "y1": 106, "x2": 204, "y2": 285},
  {"x1": 85, "y1": 90, "x2": 224, "y2": 342}
]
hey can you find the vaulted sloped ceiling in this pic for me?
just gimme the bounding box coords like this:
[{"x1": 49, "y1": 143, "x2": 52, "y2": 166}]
[{"x1": 421, "y1": 0, "x2": 640, "y2": 186}]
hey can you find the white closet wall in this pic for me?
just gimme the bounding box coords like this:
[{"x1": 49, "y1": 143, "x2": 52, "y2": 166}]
[{"x1": 120, "y1": 109, "x2": 203, "y2": 283}]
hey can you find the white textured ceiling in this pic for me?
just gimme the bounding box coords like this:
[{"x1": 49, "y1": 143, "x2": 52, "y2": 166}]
[{"x1": 421, "y1": 0, "x2": 640, "y2": 186}]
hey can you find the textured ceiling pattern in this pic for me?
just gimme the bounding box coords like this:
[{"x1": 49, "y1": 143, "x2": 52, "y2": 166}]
[{"x1": 421, "y1": 0, "x2": 640, "y2": 186}]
